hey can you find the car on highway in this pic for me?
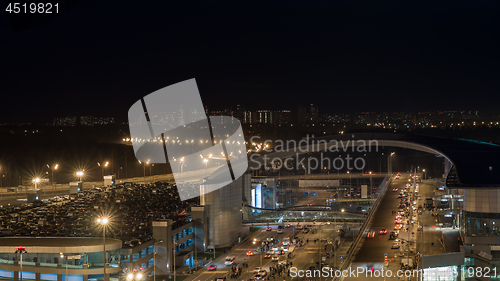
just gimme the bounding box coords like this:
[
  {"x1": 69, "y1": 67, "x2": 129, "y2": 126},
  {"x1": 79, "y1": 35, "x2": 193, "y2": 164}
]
[
  {"x1": 266, "y1": 227, "x2": 272, "y2": 231},
  {"x1": 272, "y1": 255, "x2": 279, "y2": 261},
  {"x1": 264, "y1": 254, "x2": 272, "y2": 259},
  {"x1": 393, "y1": 188, "x2": 398, "y2": 192},
  {"x1": 246, "y1": 251, "x2": 254, "y2": 256},
  {"x1": 253, "y1": 267, "x2": 263, "y2": 274},
  {"x1": 277, "y1": 229, "x2": 283, "y2": 234},
  {"x1": 389, "y1": 231, "x2": 398, "y2": 240},
  {"x1": 207, "y1": 265, "x2": 217, "y2": 271},
  {"x1": 431, "y1": 211, "x2": 438, "y2": 216},
  {"x1": 394, "y1": 224, "x2": 402, "y2": 230},
  {"x1": 215, "y1": 277, "x2": 226, "y2": 281},
  {"x1": 224, "y1": 256, "x2": 235, "y2": 266},
  {"x1": 379, "y1": 229, "x2": 387, "y2": 234},
  {"x1": 391, "y1": 242, "x2": 400, "y2": 249}
]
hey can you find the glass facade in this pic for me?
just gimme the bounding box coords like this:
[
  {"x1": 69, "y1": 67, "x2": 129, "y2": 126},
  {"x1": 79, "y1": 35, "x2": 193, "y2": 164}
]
[
  {"x1": 464, "y1": 211, "x2": 500, "y2": 236},
  {"x1": 172, "y1": 227, "x2": 193, "y2": 242},
  {"x1": 173, "y1": 239, "x2": 193, "y2": 255},
  {"x1": 172, "y1": 227, "x2": 194, "y2": 255}
]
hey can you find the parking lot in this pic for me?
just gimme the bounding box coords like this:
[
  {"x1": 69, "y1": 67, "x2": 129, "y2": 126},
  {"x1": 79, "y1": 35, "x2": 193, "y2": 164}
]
[{"x1": 0, "y1": 182, "x2": 198, "y2": 245}]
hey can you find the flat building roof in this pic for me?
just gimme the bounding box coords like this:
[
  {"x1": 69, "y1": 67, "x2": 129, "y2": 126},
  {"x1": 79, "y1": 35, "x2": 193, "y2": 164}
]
[{"x1": 0, "y1": 237, "x2": 122, "y2": 254}]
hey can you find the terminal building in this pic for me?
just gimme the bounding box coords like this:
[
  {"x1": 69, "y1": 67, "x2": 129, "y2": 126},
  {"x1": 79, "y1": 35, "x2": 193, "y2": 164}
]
[{"x1": 0, "y1": 237, "x2": 122, "y2": 281}]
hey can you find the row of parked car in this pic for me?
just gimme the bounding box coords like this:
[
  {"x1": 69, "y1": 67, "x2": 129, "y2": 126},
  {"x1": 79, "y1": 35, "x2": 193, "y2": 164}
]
[{"x1": 0, "y1": 182, "x2": 198, "y2": 245}]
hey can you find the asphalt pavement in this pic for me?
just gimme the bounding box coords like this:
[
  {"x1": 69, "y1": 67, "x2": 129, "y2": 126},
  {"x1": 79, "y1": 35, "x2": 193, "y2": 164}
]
[{"x1": 185, "y1": 224, "x2": 345, "y2": 281}]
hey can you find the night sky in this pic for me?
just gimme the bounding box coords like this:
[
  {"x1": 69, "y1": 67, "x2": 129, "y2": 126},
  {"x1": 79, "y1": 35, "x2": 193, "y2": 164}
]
[{"x1": 1, "y1": 0, "x2": 500, "y2": 123}]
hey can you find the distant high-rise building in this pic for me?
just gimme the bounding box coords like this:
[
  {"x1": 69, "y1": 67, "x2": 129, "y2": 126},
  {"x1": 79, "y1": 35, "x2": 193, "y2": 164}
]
[
  {"x1": 235, "y1": 104, "x2": 244, "y2": 121},
  {"x1": 297, "y1": 106, "x2": 307, "y2": 125},
  {"x1": 52, "y1": 116, "x2": 77, "y2": 126},
  {"x1": 273, "y1": 110, "x2": 292, "y2": 125},
  {"x1": 244, "y1": 111, "x2": 253, "y2": 124},
  {"x1": 80, "y1": 116, "x2": 115, "y2": 126},
  {"x1": 255, "y1": 110, "x2": 272, "y2": 124},
  {"x1": 309, "y1": 104, "x2": 319, "y2": 124}
]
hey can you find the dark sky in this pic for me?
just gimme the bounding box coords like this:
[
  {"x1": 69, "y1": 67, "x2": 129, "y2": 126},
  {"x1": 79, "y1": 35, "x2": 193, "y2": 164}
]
[{"x1": 1, "y1": 0, "x2": 500, "y2": 123}]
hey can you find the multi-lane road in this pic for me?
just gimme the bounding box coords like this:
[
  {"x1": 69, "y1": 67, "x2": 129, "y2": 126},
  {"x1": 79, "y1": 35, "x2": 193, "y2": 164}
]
[
  {"x1": 188, "y1": 172, "x2": 452, "y2": 281},
  {"x1": 190, "y1": 223, "x2": 341, "y2": 281}
]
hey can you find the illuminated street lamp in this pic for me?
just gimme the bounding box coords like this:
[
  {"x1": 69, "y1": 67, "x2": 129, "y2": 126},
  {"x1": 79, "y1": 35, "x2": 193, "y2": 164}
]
[
  {"x1": 97, "y1": 217, "x2": 109, "y2": 281},
  {"x1": 104, "y1": 161, "x2": 109, "y2": 177},
  {"x1": 388, "y1": 152, "x2": 395, "y2": 174},
  {"x1": 32, "y1": 178, "x2": 40, "y2": 190},
  {"x1": 369, "y1": 171, "x2": 373, "y2": 197},
  {"x1": 47, "y1": 164, "x2": 58, "y2": 183},
  {"x1": 347, "y1": 171, "x2": 352, "y2": 198},
  {"x1": 204, "y1": 158, "x2": 208, "y2": 175},
  {"x1": 180, "y1": 157, "x2": 185, "y2": 174},
  {"x1": 150, "y1": 162, "x2": 153, "y2": 182},
  {"x1": 422, "y1": 169, "x2": 426, "y2": 180},
  {"x1": 76, "y1": 171, "x2": 84, "y2": 182}
]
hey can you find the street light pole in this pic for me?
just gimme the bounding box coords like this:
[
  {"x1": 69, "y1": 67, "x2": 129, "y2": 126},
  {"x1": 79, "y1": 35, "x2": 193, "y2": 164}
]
[
  {"x1": 369, "y1": 171, "x2": 373, "y2": 198},
  {"x1": 103, "y1": 222, "x2": 106, "y2": 281},
  {"x1": 194, "y1": 226, "x2": 197, "y2": 270},
  {"x1": 319, "y1": 224, "x2": 322, "y2": 281},
  {"x1": 33, "y1": 178, "x2": 40, "y2": 190},
  {"x1": 388, "y1": 152, "x2": 395, "y2": 174},
  {"x1": 60, "y1": 253, "x2": 68, "y2": 281},
  {"x1": 153, "y1": 240, "x2": 163, "y2": 281},
  {"x1": 347, "y1": 171, "x2": 351, "y2": 198},
  {"x1": 77, "y1": 171, "x2": 84, "y2": 182},
  {"x1": 97, "y1": 217, "x2": 109, "y2": 281},
  {"x1": 173, "y1": 242, "x2": 177, "y2": 281},
  {"x1": 104, "y1": 161, "x2": 109, "y2": 179}
]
